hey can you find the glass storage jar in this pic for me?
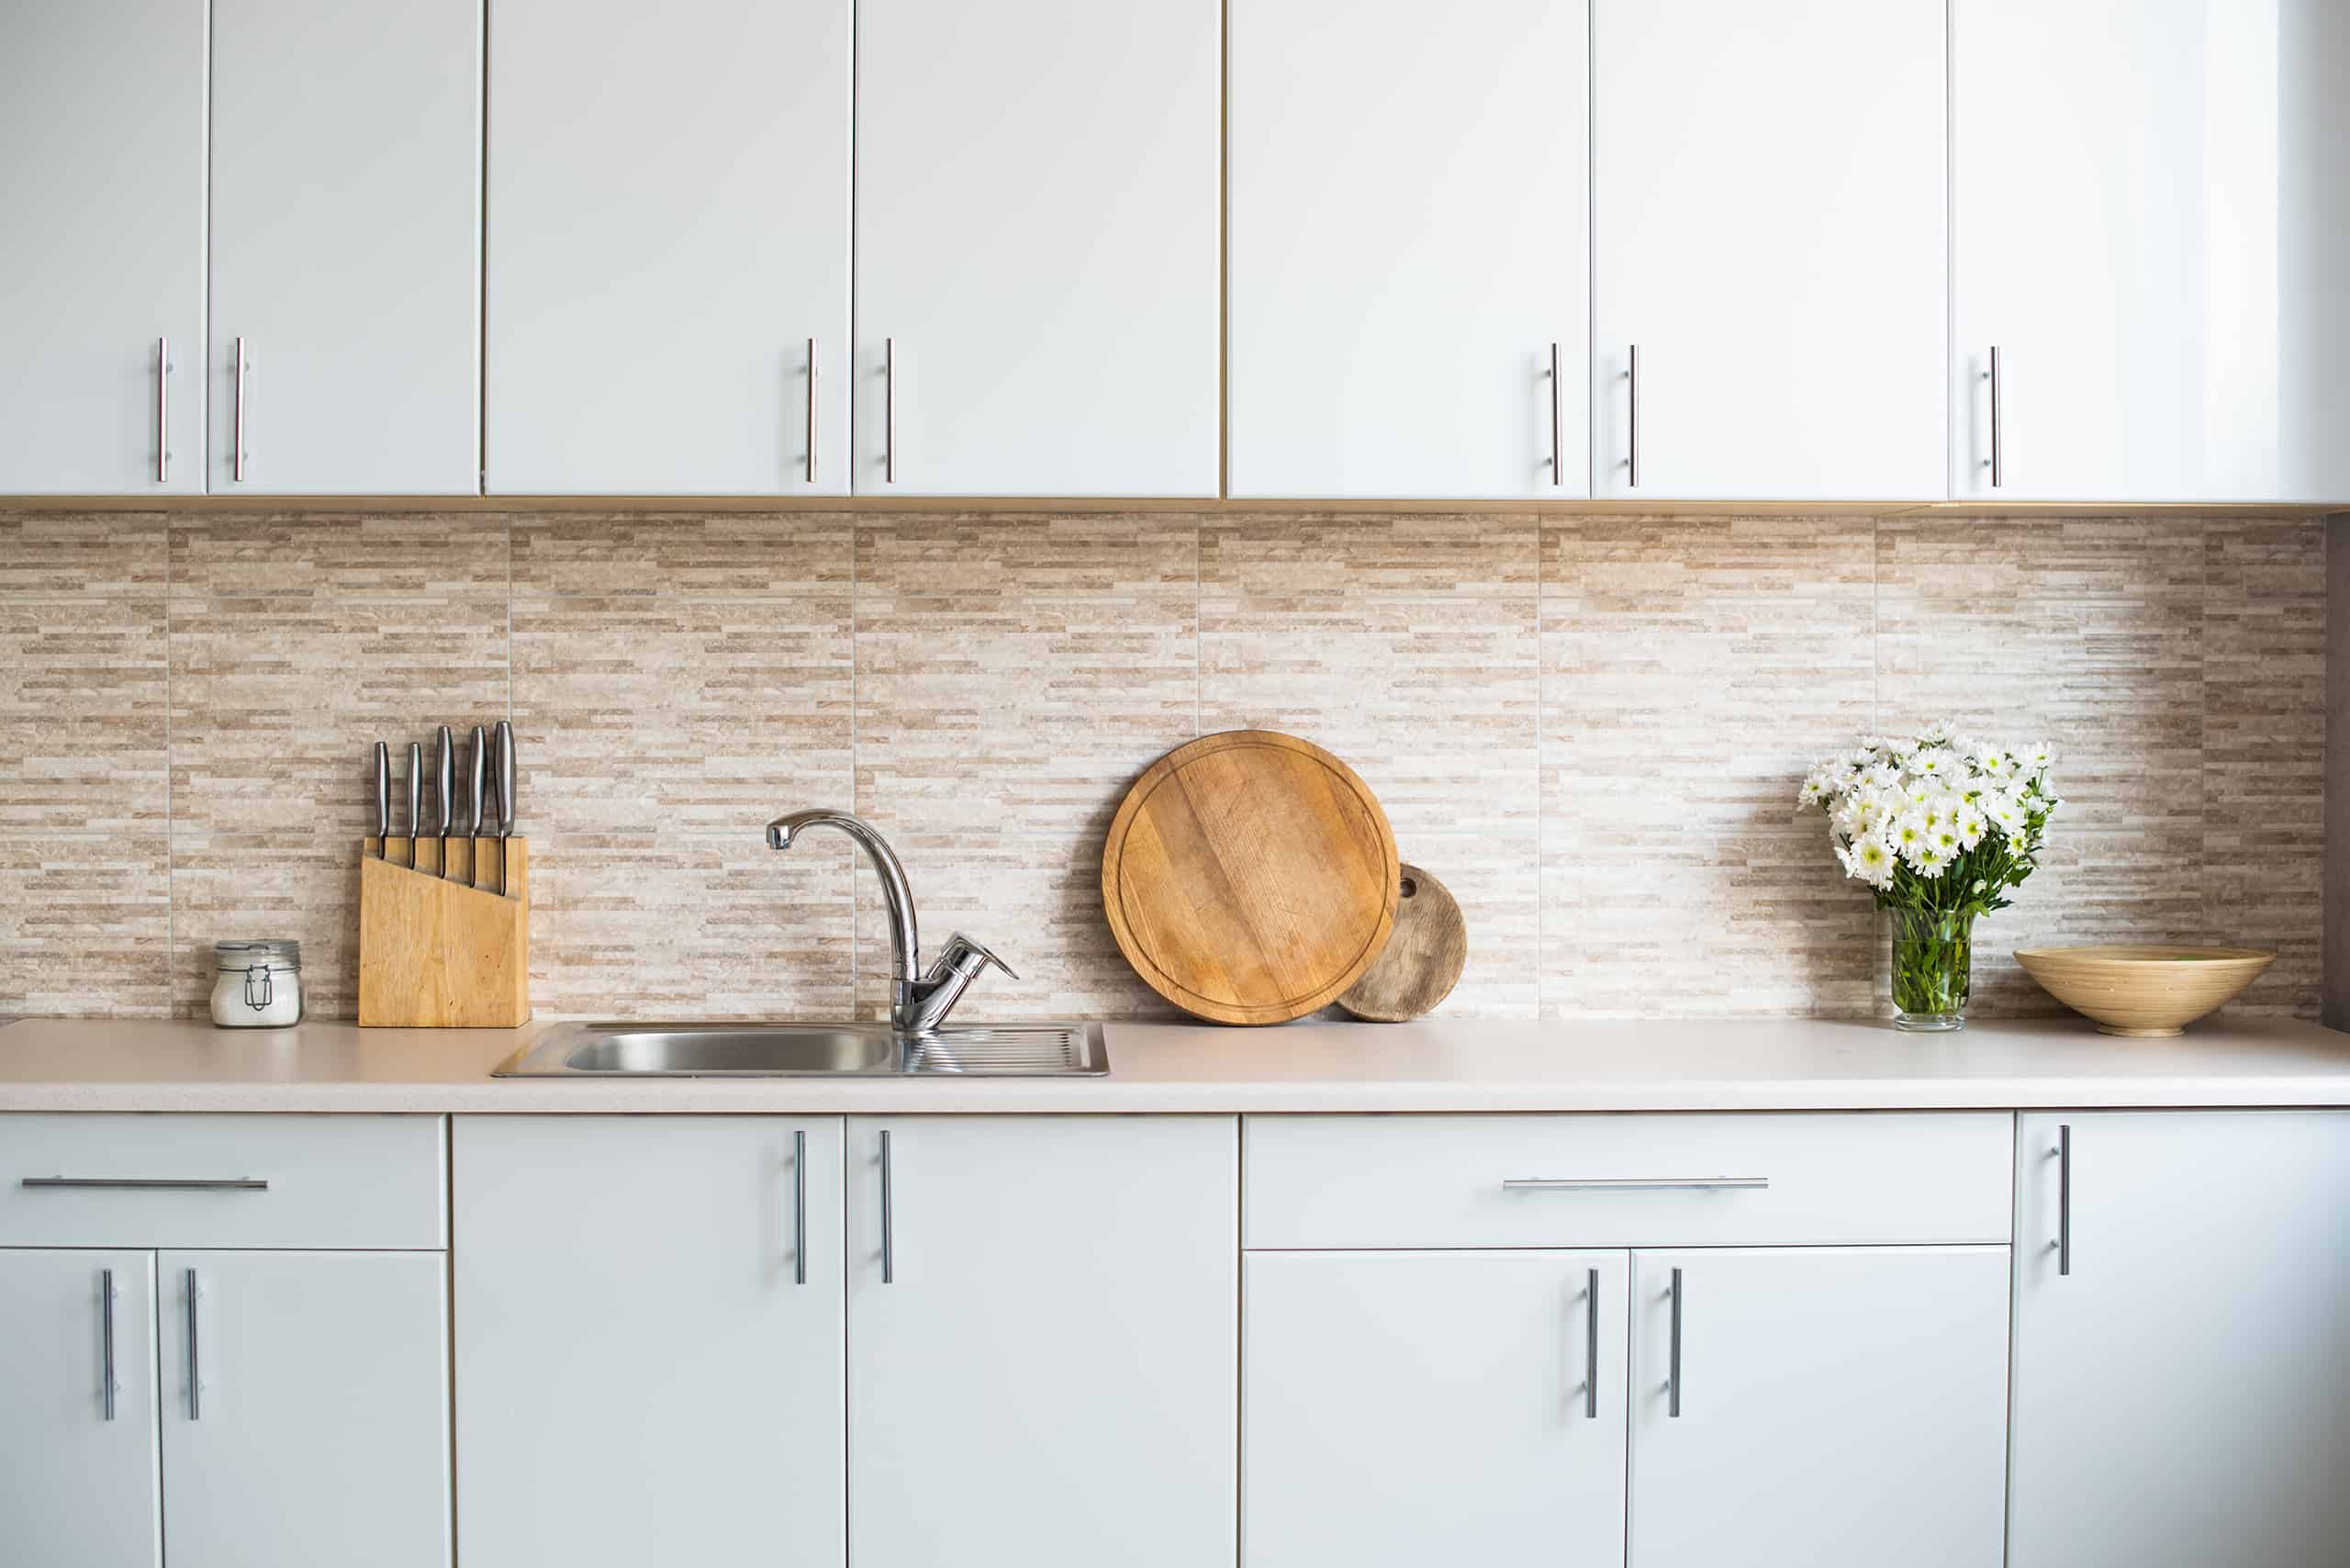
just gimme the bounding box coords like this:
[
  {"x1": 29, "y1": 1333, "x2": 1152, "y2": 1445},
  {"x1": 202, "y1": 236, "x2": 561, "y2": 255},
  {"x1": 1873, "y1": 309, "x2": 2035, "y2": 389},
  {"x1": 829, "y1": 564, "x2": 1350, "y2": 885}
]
[{"x1": 210, "y1": 939, "x2": 302, "y2": 1028}]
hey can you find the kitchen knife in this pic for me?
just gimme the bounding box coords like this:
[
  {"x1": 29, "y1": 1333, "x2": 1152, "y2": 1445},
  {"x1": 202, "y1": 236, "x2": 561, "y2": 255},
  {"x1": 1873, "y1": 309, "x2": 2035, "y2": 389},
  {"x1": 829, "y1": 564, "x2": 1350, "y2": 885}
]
[
  {"x1": 464, "y1": 724, "x2": 487, "y2": 889},
  {"x1": 372, "y1": 742, "x2": 390, "y2": 858},
  {"x1": 433, "y1": 725, "x2": 454, "y2": 879},
  {"x1": 405, "y1": 742, "x2": 423, "y2": 868},
  {"x1": 494, "y1": 720, "x2": 517, "y2": 896}
]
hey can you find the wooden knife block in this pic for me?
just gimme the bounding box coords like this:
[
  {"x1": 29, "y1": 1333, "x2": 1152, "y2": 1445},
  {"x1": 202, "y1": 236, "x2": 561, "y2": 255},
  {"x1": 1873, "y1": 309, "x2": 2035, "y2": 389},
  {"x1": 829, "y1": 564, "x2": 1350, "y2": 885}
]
[{"x1": 357, "y1": 836, "x2": 531, "y2": 1027}]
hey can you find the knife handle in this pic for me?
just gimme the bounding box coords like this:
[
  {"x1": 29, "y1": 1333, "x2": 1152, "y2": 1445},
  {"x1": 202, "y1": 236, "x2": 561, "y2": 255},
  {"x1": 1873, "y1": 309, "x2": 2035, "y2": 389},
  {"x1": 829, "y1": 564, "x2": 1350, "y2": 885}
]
[
  {"x1": 405, "y1": 743, "x2": 423, "y2": 858},
  {"x1": 434, "y1": 726, "x2": 454, "y2": 836},
  {"x1": 465, "y1": 725, "x2": 487, "y2": 837},
  {"x1": 372, "y1": 742, "x2": 390, "y2": 847},
  {"x1": 495, "y1": 721, "x2": 517, "y2": 837}
]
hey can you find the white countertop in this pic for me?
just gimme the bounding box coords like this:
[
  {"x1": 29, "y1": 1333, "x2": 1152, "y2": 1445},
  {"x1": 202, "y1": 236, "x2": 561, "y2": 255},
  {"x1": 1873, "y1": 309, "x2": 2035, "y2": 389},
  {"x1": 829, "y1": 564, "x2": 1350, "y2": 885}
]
[{"x1": 2, "y1": 1014, "x2": 2348, "y2": 1114}]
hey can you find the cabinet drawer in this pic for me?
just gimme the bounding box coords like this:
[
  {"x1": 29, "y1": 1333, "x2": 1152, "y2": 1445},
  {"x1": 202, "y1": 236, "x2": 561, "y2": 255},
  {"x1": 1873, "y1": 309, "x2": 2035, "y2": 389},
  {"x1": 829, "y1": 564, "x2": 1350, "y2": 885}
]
[
  {"x1": 0, "y1": 1114, "x2": 445, "y2": 1249},
  {"x1": 1244, "y1": 1114, "x2": 2010, "y2": 1249}
]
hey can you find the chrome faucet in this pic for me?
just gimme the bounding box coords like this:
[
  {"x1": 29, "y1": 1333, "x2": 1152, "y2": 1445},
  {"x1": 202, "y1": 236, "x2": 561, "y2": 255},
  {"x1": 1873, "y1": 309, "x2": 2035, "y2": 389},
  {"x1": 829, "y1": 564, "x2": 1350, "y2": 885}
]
[{"x1": 765, "y1": 809, "x2": 1016, "y2": 1036}]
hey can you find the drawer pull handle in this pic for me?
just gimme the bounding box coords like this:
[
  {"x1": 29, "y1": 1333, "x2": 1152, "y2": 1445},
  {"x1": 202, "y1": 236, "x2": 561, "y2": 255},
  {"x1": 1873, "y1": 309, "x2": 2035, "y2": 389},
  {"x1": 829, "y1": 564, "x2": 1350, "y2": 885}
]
[
  {"x1": 1502, "y1": 1176, "x2": 1767, "y2": 1192},
  {"x1": 23, "y1": 1177, "x2": 269, "y2": 1191},
  {"x1": 792, "y1": 1129, "x2": 808, "y2": 1286},
  {"x1": 185, "y1": 1268, "x2": 201, "y2": 1422}
]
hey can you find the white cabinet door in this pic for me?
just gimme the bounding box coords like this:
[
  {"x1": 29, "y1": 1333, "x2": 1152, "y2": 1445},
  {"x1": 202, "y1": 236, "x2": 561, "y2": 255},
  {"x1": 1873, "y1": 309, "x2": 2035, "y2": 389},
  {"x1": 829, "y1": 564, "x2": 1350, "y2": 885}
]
[
  {"x1": 1245, "y1": 1250, "x2": 1627, "y2": 1568},
  {"x1": 847, "y1": 1116, "x2": 1237, "y2": 1568},
  {"x1": 160, "y1": 1251, "x2": 450, "y2": 1568},
  {"x1": 1953, "y1": 2, "x2": 2350, "y2": 502},
  {"x1": 0, "y1": 1250, "x2": 161, "y2": 1568},
  {"x1": 1226, "y1": 0, "x2": 1587, "y2": 499},
  {"x1": 486, "y1": 0, "x2": 851, "y2": 494},
  {"x1": 853, "y1": 0, "x2": 1220, "y2": 496},
  {"x1": 0, "y1": 0, "x2": 205, "y2": 494},
  {"x1": 1628, "y1": 1247, "x2": 2009, "y2": 1568},
  {"x1": 208, "y1": 0, "x2": 481, "y2": 494},
  {"x1": 2011, "y1": 1113, "x2": 2350, "y2": 1568},
  {"x1": 454, "y1": 1117, "x2": 845, "y2": 1568},
  {"x1": 1593, "y1": 0, "x2": 1947, "y2": 499}
]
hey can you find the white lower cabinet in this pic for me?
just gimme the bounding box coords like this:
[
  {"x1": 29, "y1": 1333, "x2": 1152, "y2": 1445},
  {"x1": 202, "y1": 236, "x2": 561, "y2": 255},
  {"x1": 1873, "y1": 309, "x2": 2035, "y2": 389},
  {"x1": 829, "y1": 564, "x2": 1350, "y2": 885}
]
[
  {"x1": 2009, "y1": 1111, "x2": 2350, "y2": 1567},
  {"x1": 161, "y1": 1251, "x2": 451, "y2": 1568},
  {"x1": 453, "y1": 1116, "x2": 846, "y2": 1568},
  {"x1": 846, "y1": 1115, "x2": 1238, "y2": 1568},
  {"x1": 1627, "y1": 1247, "x2": 2010, "y2": 1568},
  {"x1": 0, "y1": 1250, "x2": 161, "y2": 1568},
  {"x1": 1245, "y1": 1250, "x2": 1628, "y2": 1567}
]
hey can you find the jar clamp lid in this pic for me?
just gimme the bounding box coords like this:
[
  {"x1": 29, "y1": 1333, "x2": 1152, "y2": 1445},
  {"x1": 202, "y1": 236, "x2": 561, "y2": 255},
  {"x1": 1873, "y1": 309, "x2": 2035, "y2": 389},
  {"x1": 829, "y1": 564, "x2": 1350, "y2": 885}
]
[{"x1": 215, "y1": 939, "x2": 301, "y2": 973}]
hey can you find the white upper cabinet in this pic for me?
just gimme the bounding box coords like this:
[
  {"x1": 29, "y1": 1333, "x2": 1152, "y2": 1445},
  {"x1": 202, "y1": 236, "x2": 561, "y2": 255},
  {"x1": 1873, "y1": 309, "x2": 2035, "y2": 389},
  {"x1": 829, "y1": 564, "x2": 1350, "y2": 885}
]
[
  {"x1": 1628, "y1": 1247, "x2": 2011, "y2": 1568},
  {"x1": 1953, "y1": 0, "x2": 2350, "y2": 502},
  {"x1": 1227, "y1": 0, "x2": 1589, "y2": 499},
  {"x1": 209, "y1": 0, "x2": 481, "y2": 494},
  {"x1": 2010, "y1": 1113, "x2": 2350, "y2": 1567},
  {"x1": 846, "y1": 1116, "x2": 1237, "y2": 1568},
  {"x1": 853, "y1": 0, "x2": 1221, "y2": 496},
  {"x1": 486, "y1": 0, "x2": 851, "y2": 494},
  {"x1": 1592, "y1": 0, "x2": 1947, "y2": 499},
  {"x1": 0, "y1": 0, "x2": 206, "y2": 495}
]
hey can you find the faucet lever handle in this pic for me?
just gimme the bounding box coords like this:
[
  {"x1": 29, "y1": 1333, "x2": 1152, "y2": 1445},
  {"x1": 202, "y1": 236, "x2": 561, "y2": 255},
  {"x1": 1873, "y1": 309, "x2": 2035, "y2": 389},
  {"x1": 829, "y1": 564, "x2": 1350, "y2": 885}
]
[{"x1": 934, "y1": 932, "x2": 1018, "y2": 983}]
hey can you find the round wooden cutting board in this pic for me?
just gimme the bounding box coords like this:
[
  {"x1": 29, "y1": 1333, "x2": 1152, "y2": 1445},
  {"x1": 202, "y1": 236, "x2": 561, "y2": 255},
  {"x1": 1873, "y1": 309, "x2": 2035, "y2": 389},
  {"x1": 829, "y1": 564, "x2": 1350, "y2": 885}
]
[
  {"x1": 1102, "y1": 731, "x2": 1399, "y2": 1025},
  {"x1": 1337, "y1": 864, "x2": 1467, "y2": 1022}
]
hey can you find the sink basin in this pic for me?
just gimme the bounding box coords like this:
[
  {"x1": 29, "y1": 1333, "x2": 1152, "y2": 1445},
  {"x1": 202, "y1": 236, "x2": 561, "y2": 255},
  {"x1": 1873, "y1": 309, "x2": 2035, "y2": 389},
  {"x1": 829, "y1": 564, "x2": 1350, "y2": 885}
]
[{"x1": 493, "y1": 1020, "x2": 1108, "y2": 1078}]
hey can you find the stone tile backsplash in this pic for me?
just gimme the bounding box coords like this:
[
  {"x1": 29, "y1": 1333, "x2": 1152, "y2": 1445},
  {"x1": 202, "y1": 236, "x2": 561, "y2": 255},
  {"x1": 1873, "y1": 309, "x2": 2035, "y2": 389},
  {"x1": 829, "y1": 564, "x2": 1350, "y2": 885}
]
[{"x1": 0, "y1": 509, "x2": 2325, "y2": 1024}]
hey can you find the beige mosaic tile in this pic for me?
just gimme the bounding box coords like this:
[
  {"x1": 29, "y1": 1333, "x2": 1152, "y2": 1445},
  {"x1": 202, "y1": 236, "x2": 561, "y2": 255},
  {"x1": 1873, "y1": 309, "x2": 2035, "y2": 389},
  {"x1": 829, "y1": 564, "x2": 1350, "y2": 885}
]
[
  {"x1": 168, "y1": 832, "x2": 358, "y2": 1018},
  {"x1": 170, "y1": 512, "x2": 508, "y2": 599},
  {"x1": 512, "y1": 511, "x2": 853, "y2": 599},
  {"x1": 169, "y1": 596, "x2": 510, "y2": 837},
  {"x1": 2202, "y1": 518, "x2": 2326, "y2": 1016},
  {"x1": 1876, "y1": 516, "x2": 2205, "y2": 837},
  {"x1": 0, "y1": 598, "x2": 168, "y2": 833},
  {"x1": 1539, "y1": 517, "x2": 1877, "y2": 1016},
  {"x1": 0, "y1": 835, "x2": 171, "y2": 1017},
  {"x1": 512, "y1": 596, "x2": 852, "y2": 835},
  {"x1": 854, "y1": 515, "x2": 1199, "y2": 843},
  {"x1": 0, "y1": 511, "x2": 168, "y2": 597},
  {"x1": 532, "y1": 833, "x2": 856, "y2": 1021}
]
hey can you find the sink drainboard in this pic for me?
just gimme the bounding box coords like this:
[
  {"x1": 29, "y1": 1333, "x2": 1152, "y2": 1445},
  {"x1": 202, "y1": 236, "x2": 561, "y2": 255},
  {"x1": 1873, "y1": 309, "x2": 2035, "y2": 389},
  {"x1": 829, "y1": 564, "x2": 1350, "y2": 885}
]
[{"x1": 902, "y1": 1025, "x2": 1094, "y2": 1074}]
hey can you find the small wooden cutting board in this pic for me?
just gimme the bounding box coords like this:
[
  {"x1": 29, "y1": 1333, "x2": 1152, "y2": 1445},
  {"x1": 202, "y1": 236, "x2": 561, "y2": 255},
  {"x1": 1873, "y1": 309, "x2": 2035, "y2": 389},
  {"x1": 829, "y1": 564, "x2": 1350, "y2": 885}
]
[
  {"x1": 1337, "y1": 864, "x2": 1467, "y2": 1022},
  {"x1": 1102, "y1": 731, "x2": 1398, "y2": 1025}
]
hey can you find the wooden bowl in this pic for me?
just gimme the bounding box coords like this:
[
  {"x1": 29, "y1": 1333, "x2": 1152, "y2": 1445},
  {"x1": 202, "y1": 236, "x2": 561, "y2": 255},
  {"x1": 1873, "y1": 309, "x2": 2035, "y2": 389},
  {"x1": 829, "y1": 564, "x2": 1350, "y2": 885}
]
[{"x1": 2012, "y1": 945, "x2": 2276, "y2": 1036}]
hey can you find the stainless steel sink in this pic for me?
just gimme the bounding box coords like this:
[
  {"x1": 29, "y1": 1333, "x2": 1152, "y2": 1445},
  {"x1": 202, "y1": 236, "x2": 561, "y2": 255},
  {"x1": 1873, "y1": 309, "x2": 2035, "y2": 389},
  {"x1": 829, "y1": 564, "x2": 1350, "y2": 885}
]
[{"x1": 494, "y1": 1020, "x2": 1108, "y2": 1078}]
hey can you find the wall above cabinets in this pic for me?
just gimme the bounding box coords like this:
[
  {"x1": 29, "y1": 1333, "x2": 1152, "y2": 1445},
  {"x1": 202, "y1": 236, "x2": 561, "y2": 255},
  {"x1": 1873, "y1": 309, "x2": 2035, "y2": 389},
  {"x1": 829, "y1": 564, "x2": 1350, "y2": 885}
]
[{"x1": 3, "y1": 0, "x2": 2346, "y2": 504}]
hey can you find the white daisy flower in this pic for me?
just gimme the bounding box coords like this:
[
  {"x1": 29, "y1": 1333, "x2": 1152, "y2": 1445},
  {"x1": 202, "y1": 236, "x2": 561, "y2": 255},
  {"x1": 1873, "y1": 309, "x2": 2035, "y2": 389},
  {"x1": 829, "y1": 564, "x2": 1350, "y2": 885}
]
[
  {"x1": 1956, "y1": 807, "x2": 1988, "y2": 847},
  {"x1": 1908, "y1": 746, "x2": 1959, "y2": 779},
  {"x1": 1909, "y1": 841, "x2": 1952, "y2": 875},
  {"x1": 1919, "y1": 719, "x2": 1958, "y2": 745},
  {"x1": 2021, "y1": 741, "x2": 2056, "y2": 772},
  {"x1": 1851, "y1": 834, "x2": 1896, "y2": 886},
  {"x1": 1890, "y1": 813, "x2": 1929, "y2": 854}
]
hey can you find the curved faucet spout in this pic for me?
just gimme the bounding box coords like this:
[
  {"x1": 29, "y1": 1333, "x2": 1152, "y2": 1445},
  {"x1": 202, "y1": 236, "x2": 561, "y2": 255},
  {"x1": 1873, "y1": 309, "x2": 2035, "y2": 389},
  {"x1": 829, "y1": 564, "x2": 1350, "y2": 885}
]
[{"x1": 765, "y1": 810, "x2": 921, "y2": 984}]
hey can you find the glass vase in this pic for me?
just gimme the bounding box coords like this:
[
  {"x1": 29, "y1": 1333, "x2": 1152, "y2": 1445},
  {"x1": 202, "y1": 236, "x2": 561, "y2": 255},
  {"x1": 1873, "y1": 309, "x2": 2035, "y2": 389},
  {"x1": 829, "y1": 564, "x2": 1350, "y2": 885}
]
[{"x1": 1889, "y1": 909, "x2": 1973, "y2": 1031}]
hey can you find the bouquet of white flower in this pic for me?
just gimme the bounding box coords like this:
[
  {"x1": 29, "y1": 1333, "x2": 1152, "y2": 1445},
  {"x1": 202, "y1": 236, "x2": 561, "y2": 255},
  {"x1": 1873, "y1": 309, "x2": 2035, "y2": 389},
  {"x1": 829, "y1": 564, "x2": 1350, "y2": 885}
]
[{"x1": 1798, "y1": 720, "x2": 2061, "y2": 1028}]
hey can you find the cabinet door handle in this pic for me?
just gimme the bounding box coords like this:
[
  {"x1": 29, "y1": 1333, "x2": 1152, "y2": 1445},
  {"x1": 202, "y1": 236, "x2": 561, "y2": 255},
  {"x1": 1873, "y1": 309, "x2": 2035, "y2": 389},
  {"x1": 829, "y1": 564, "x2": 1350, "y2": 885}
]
[
  {"x1": 1667, "y1": 1266, "x2": 1684, "y2": 1417},
  {"x1": 1504, "y1": 1176, "x2": 1767, "y2": 1191},
  {"x1": 23, "y1": 1176, "x2": 268, "y2": 1191},
  {"x1": 804, "y1": 338, "x2": 818, "y2": 485},
  {"x1": 155, "y1": 337, "x2": 170, "y2": 483},
  {"x1": 2055, "y1": 1123, "x2": 2071, "y2": 1276},
  {"x1": 184, "y1": 1268, "x2": 201, "y2": 1421},
  {"x1": 100, "y1": 1268, "x2": 118, "y2": 1421},
  {"x1": 1583, "y1": 1266, "x2": 1599, "y2": 1419},
  {"x1": 878, "y1": 1128, "x2": 895, "y2": 1283},
  {"x1": 1985, "y1": 345, "x2": 2004, "y2": 487},
  {"x1": 883, "y1": 338, "x2": 897, "y2": 484},
  {"x1": 232, "y1": 337, "x2": 249, "y2": 482},
  {"x1": 1625, "y1": 343, "x2": 1639, "y2": 488},
  {"x1": 792, "y1": 1128, "x2": 808, "y2": 1285},
  {"x1": 1549, "y1": 342, "x2": 1563, "y2": 487}
]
